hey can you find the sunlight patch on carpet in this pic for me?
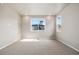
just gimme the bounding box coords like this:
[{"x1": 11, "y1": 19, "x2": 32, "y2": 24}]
[{"x1": 20, "y1": 39, "x2": 39, "y2": 42}]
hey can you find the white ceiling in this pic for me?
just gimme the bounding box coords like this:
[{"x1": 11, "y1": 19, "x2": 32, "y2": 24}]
[{"x1": 4, "y1": 3, "x2": 68, "y2": 15}]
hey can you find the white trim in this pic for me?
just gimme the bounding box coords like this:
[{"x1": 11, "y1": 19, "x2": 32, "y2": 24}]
[
  {"x1": 57, "y1": 39, "x2": 79, "y2": 52},
  {"x1": 0, "y1": 39, "x2": 19, "y2": 50}
]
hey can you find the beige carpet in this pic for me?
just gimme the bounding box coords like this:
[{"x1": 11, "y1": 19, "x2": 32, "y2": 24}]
[{"x1": 0, "y1": 39, "x2": 79, "y2": 55}]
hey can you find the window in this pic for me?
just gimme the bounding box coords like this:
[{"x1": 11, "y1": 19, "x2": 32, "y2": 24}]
[
  {"x1": 56, "y1": 16, "x2": 62, "y2": 32},
  {"x1": 32, "y1": 18, "x2": 46, "y2": 31}
]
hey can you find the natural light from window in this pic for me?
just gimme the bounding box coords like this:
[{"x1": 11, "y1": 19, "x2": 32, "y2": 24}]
[
  {"x1": 32, "y1": 18, "x2": 46, "y2": 31},
  {"x1": 20, "y1": 39, "x2": 39, "y2": 42}
]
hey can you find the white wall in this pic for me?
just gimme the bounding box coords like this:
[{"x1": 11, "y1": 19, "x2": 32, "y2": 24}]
[
  {"x1": 22, "y1": 16, "x2": 56, "y2": 40},
  {"x1": 56, "y1": 4, "x2": 79, "y2": 52},
  {"x1": 0, "y1": 5, "x2": 21, "y2": 49}
]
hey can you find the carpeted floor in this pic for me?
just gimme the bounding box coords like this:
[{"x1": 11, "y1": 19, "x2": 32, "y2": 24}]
[{"x1": 0, "y1": 39, "x2": 79, "y2": 55}]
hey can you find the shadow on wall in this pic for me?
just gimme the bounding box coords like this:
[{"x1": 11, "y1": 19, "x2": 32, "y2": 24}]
[{"x1": 50, "y1": 31, "x2": 56, "y2": 40}]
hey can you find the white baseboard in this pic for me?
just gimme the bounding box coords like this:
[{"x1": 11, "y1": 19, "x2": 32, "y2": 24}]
[
  {"x1": 0, "y1": 39, "x2": 19, "y2": 50},
  {"x1": 57, "y1": 39, "x2": 79, "y2": 52}
]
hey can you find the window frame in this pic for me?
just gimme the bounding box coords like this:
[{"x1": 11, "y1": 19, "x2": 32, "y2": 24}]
[
  {"x1": 56, "y1": 16, "x2": 62, "y2": 32},
  {"x1": 31, "y1": 18, "x2": 46, "y2": 32}
]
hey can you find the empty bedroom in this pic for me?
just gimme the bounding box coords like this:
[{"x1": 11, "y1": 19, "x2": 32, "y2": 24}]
[{"x1": 0, "y1": 3, "x2": 79, "y2": 55}]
